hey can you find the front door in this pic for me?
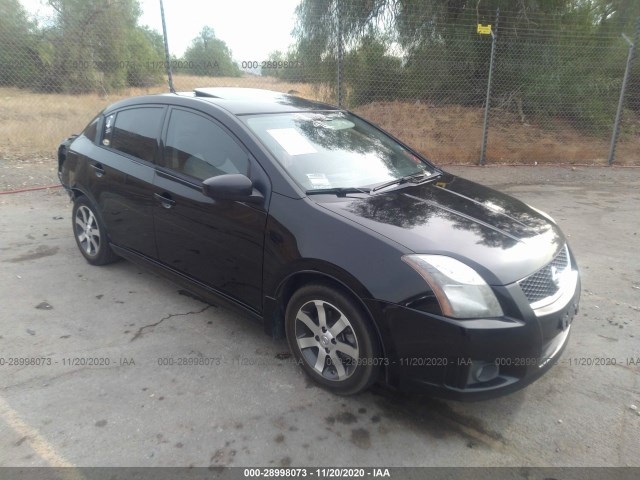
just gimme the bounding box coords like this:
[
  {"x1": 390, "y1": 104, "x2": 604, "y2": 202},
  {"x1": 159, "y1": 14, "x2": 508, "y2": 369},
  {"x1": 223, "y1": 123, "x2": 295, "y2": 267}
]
[{"x1": 152, "y1": 107, "x2": 267, "y2": 311}]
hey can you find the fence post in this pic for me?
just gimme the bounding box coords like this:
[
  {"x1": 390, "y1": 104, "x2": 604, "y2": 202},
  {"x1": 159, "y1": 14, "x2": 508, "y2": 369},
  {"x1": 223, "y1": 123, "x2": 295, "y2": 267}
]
[
  {"x1": 336, "y1": 0, "x2": 343, "y2": 108},
  {"x1": 608, "y1": 18, "x2": 640, "y2": 166},
  {"x1": 480, "y1": 8, "x2": 499, "y2": 166},
  {"x1": 159, "y1": 0, "x2": 175, "y2": 93}
]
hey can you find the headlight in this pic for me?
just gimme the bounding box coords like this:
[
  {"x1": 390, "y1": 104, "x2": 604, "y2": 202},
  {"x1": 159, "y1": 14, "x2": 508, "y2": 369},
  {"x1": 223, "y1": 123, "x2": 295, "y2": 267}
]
[{"x1": 401, "y1": 255, "x2": 504, "y2": 318}]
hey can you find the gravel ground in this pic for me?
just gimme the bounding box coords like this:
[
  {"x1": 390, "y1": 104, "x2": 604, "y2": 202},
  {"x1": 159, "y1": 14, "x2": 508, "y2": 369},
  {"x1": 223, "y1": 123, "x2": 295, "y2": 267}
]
[{"x1": 0, "y1": 159, "x2": 638, "y2": 468}]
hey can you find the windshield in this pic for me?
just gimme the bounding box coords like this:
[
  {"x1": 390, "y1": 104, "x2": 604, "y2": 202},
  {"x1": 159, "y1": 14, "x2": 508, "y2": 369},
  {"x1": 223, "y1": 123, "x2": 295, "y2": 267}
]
[{"x1": 244, "y1": 112, "x2": 435, "y2": 192}]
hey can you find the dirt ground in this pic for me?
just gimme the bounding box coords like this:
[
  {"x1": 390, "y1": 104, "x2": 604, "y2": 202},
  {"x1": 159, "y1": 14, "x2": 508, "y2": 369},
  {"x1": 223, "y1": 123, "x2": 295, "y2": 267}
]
[{"x1": 0, "y1": 158, "x2": 639, "y2": 469}]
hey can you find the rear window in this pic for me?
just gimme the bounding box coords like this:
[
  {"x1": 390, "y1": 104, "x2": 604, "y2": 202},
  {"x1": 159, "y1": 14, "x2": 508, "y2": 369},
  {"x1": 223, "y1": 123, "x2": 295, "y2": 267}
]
[{"x1": 103, "y1": 107, "x2": 164, "y2": 163}]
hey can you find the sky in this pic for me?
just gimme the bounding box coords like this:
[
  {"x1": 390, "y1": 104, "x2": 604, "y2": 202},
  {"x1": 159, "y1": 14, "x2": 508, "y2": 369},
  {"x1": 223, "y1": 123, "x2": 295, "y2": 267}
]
[{"x1": 19, "y1": 0, "x2": 301, "y2": 60}]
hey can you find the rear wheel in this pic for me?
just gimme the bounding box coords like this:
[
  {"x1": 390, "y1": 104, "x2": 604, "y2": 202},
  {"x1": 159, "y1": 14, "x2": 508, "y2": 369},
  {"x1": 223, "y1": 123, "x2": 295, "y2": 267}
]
[
  {"x1": 72, "y1": 196, "x2": 118, "y2": 265},
  {"x1": 285, "y1": 284, "x2": 381, "y2": 395}
]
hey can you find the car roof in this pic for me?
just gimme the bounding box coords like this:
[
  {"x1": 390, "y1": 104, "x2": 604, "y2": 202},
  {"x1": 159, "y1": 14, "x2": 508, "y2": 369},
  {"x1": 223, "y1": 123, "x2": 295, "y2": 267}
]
[
  {"x1": 189, "y1": 88, "x2": 340, "y2": 115},
  {"x1": 103, "y1": 88, "x2": 341, "y2": 116}
]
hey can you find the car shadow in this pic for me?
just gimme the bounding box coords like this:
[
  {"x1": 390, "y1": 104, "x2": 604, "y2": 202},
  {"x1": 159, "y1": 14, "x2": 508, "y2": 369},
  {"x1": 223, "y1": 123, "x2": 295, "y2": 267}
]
[{"x1": 106, "y1": 259, "x2": 527, "y2": 451}]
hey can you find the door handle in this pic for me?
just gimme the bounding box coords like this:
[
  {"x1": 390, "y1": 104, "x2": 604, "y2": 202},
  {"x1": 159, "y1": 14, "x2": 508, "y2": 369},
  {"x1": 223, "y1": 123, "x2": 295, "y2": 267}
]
[
  {"x1": 90, "y1": 163, "x2": 105, "y2": 177},
  {"x1": 154, "y1": 192, "x2": 176, "y2": 209}
]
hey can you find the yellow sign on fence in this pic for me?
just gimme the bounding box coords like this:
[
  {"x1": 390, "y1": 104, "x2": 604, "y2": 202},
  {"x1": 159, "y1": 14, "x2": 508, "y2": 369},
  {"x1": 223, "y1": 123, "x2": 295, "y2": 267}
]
[{"x1": 477, "y1": 24, "x2": 492, "y2": 34}]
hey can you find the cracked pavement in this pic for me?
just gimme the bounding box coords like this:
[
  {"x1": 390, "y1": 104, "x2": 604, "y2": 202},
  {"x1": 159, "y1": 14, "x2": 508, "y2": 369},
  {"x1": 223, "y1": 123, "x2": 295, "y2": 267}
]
[
  {"x1": 130, "y1": 305, "x2": 213, "y2": 342},
  {"x1": 0, "y1": 165, "x2": 639, "y2": 467}
]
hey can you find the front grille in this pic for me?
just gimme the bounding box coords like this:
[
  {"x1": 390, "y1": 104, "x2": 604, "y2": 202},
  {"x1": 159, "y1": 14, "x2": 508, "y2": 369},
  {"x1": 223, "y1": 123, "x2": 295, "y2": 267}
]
[{"x1": 519, "y1": 246, "x2": 569, "y2": 304}]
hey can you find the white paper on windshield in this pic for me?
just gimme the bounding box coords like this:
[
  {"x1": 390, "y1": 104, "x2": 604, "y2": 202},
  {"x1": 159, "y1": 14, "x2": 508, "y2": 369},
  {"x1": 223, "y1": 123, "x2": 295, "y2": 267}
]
[
  {"x1": 267, "y1": 128, "x2": 317, "y2": 156},
  {"x1": 306, "y1": 173, "x2": 331, "y2": 188}
]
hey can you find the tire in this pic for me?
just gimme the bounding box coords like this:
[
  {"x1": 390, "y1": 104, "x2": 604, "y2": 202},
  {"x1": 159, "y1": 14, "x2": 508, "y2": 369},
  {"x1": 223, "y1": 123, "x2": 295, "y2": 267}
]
[
  {"x1": 285, "y1": 283, "x2": 381, "y2": 395},
  {"x1": 72, "y1": 196, "x2": 118, "y2": 265}
]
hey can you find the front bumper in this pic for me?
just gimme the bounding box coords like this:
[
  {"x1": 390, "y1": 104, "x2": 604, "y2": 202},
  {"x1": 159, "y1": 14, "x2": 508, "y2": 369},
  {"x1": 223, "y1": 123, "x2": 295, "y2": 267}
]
[{"x1": 368, "y1": 273, "x2": 581, "y2": 401}]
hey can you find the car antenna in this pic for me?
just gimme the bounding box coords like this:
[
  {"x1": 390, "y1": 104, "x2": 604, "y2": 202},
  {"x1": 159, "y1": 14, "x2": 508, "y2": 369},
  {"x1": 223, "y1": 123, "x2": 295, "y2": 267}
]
[{"x1": 159, "y1": 0, "x2": 176, "y2": 93}]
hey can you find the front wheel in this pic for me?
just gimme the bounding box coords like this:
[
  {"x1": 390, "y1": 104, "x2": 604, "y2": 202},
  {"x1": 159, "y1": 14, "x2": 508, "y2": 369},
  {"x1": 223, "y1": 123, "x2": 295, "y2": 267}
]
[
  {"x1": 285, "y1": 284, "x2": 381, "y2": 395},
  {"x1": 72, "y1": 196, "x2": 118, "y2": 265}
]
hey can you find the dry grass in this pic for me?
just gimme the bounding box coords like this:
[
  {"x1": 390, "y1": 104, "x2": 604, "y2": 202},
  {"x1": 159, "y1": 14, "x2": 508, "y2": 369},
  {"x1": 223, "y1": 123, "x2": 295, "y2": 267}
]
[
  {"x1": 1, "y1": 74, "x2": 637, "y2": 165},
  {"x1": 0, "y1": 75, "x2": 332, "y2": 158},
  {"x1": 353, "y1": 102, "x2": 640, "y2": 165}
]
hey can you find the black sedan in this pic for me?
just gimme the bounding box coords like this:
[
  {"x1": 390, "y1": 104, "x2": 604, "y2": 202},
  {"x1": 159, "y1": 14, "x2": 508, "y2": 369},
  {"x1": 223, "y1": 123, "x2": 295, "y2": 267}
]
[{"x1": 58, "y1": 88, "x2": 580, "y2": 399}]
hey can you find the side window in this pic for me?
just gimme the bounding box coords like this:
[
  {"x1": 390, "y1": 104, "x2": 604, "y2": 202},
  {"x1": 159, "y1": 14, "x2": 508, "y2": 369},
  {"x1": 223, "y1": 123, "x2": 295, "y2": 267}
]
[
  {"x1": 103, "y1": 114, "x2": 115, "y2": 145},
  {"x1": 103, "y1": 107, "x2": 163, "y2": 163},
  {"x1": 162, "y1": 109, "x2": 249, "y2": 181},
  {"x1": 82, "y1": 116, "x2": 99, "y2": 143}
]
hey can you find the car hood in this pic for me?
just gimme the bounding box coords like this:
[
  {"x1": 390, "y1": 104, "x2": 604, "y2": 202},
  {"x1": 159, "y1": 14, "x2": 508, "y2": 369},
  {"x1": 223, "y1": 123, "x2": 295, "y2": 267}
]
[{"x1": 315, "y1": 173, "x2": 565, "y2": 285}]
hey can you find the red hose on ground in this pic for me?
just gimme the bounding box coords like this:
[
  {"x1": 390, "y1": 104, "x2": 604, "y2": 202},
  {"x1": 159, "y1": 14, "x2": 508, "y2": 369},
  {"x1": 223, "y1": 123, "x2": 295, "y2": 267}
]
[{"x1": 0, "y1": 184, "x2": 63, "y2": 195}]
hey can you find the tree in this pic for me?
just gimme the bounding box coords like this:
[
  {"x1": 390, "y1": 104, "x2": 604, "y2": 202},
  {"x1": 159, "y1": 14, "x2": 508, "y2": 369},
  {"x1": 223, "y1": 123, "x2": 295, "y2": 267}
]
[
  {"x1": 0, "y1": 0, "x2": 40, "y2": 87},
  {"x1": 27, "y1": 0, "x2": 165, "y2": 92},
  {"x1": 180, "y1": 27, "x2": 241, "y2": 77},
  {"x1": 126, "y1": 26, "x2": 165, "y2": 87},
  {"x1": 262, "y1": 49, "x2": 309, "y2": 82},
  {"x1": 290, "y1": 0, "x2": 640, "y2": 131},
  {"x1": 344, "y1": 33, "x2": 403, "y2": 106}
]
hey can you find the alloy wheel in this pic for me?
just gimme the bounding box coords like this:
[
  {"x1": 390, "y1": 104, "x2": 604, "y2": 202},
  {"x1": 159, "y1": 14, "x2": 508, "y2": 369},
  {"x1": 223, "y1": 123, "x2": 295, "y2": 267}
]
[
  {"x1": 74, "y1": 205, "x2": 101, "y2": 257},
  {"x1": 294, "y1": 300, "x2": 360, "y2": 382}
]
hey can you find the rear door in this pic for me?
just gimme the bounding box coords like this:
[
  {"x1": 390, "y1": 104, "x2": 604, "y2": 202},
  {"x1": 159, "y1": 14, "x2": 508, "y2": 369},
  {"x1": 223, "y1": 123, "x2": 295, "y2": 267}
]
[
  {"x1": 89, "y1": 106, "x2": 165, "y2": 258},
  {"x1": 152, "y1": 107, "x2": 268, "y2": 311}
]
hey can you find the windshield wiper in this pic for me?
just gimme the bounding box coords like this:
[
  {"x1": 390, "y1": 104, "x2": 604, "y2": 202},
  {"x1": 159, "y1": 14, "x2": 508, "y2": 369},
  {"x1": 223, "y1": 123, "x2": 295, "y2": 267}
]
[
  {"x1": 305, "y1": 187, "x2": 371, "y2": 197},
  {"x1": 372, "y1": 172, "x2": 438, "y2": 193}
]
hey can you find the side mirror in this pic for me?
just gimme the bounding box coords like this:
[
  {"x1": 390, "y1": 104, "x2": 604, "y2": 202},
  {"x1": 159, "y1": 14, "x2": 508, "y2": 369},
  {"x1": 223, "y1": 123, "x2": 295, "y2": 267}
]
[{"x1": 201, "y1": 174, "x2": 264, "y2": 204}]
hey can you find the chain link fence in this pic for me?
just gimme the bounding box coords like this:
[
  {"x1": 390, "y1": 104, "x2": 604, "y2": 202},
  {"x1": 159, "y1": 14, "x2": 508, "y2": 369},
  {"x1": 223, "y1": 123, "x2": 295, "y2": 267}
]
[{"x1": 1, "y1": 0, "x2": 638, "y2": 165}]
